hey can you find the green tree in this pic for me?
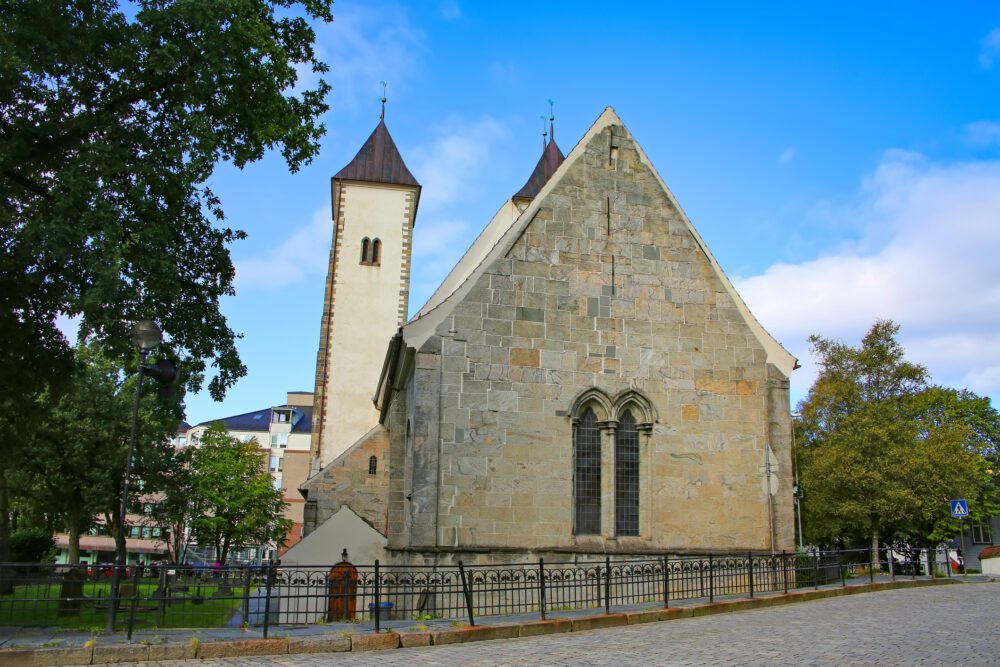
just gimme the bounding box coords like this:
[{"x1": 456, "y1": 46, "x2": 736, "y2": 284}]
[
  {"x1": 12, "y1": 341, "x2": 181, "y2": 565},
  {"x1": 798, "y1": 320, "x2": 989, "y2": 553},
  {"x1": 148, "y1": 446, "x2": 198, "y2": 564},
  {"x1": 189, "y1": 424, "x2": 291, "y2": 564},
  {"x1": 0, "y1": 0, "x2": 331, "y2": 565}
]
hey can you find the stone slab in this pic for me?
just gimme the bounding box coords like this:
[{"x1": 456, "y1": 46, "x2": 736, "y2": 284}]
[
  {"x1": 25, "y1": 647, "x2": 93, "y2": 666},
  {"x1": 197, "y1": 638, "x2": 287, "y2": 659},
  {"x1": 146, "y1": 643, "x2": 197, "y2": 661},
  {"x1": 91, "y1": 644, "x2": 150, "y2": 664},
  {"x1": 518, "y1": 619, "x2": 573, "y2": 637},
  {"x1": 397, "y1": 631, "x2": 432, "y2": 648},
  {"x1": 570, "y1": 614, "x2": 629, "y2": 632},
  {"x1": 286, "y1": 636, "x2": 351, "y2": 654},
  {"x1": 350, "y1": 632, "x2": 400, "y2": 652}
]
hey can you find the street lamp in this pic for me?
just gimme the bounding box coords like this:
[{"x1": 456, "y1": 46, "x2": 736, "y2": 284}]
[
  {"x1": 107, "y1": 320, "x2": 173, "y2": 632},
  {"x1": 791, "y1": 412, "x2": 804, "y2": 551}
]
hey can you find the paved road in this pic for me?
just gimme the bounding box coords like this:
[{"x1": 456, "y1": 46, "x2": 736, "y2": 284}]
[{"x1": 147, "y1": 584, "x2": 999, "y2": 666}]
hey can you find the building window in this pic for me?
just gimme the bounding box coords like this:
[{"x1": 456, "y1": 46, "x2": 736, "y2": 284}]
[
  {"x1": 270, "y1": 434, "x2": 277, "y2": 447},
  {"x1": 278, "y1": 433, "x2": 289, "y2": 448},
  {"x1": 269, "y1": 455, "x2": 280, "y2": 472},
  {"x1": 368, "y1": 455, "x2": 377, "y2": 475},
  {"x1": 615, "y1": 410, "x2": 640, "y2": 536},
  {"x1": 277, "y1": 457, "x2": 283, "y2": 472},
  {"x1": 574, "y1": 407, "x2": 602, "y2": 535},
  {"x1": 360, "y1": 237, "x2": 382, "y2": 266},
  {"x1": 274, "y1": 477, "x2": 283, "y2": 491},
  {"x1": 272, "y1": 410, "x2": 290, "y2": 423},
  {"x1": 972, "y1": 522, "x2": 993, "y2": 545}
]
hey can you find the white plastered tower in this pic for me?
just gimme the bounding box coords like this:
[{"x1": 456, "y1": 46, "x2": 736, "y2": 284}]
[{"x1": 310, "y1": 119, "x2": 420, "y2": 470}]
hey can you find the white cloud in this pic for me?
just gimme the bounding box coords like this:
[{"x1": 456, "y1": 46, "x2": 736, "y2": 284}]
[
  {"x1": 234, "y1": 207, "x2": 331, "y2": 290},
  {"x1": 312, "y1": 5, "x2": 425, "y2": 114},
  {"x1": 778, "y1": 147, "x2": 797, "y2": 165},
  {"x1": 735, "y1": 151, "x2": 1000, "y2": 404},
  {"x1": 966, "y1": 121, "x2": 1000, "y2": 147},
  {"x1": 408, "y1": 117, "x2": 509, "y2": 211},
  {"x1": 980, "y1": 27, "x2": 1000, "y2": 69}
]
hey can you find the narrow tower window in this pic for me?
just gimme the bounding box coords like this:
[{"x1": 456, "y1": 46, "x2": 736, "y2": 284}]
[
  {"x1": 368, "y1": 455, "x2": 378, "y2": 475},
  {"x1": 371, "y1": 238, "x2": 381, "y2": 266},
  {"x1": 615, "y1": 410, "x2": 640, "y2": 536},
  {"x1": 361, "y1": 237, "x2": 371, "y2": 264},
  {"x1": 574, "y1": 407, "x2": 601, "y2": 534}
]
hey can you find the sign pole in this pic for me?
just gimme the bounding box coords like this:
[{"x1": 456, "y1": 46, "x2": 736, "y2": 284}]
[{"x1": 959, "y1": 517, "x2": 966, "y2": 576}]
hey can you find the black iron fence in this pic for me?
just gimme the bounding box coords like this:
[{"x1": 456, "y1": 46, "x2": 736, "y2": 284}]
[{"x1": 0, "y1": 548, "x2": 945, "y2": 637}]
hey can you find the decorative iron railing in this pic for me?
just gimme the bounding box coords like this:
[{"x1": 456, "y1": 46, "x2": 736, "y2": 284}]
[{"x1": 0, "y1": 547, "x2": 947, "y2": 638}]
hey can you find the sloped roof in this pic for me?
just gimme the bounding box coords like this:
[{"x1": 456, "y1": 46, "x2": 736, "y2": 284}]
[
  {"x1": 513, "y1": 138, "x2": 565, "y2": 199},
  {"x1": 333, "y1": 120, "x2": 419, "y2": 187},
  {"x1": 402, "y1": 107, "x2": 797, "y2": 377},
  {"x1": 197, "y1": 408, "x2": 270, "y2": 432}
]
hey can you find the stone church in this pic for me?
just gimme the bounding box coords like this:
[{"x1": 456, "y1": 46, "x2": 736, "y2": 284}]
[{"x1": 284, "y1": 107, "x2": 797, "y2": 567}]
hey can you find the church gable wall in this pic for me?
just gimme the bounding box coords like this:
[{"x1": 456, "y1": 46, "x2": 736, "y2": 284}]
[{"x1": 406, "y1": 125, "x2": 792, "y2": 554}]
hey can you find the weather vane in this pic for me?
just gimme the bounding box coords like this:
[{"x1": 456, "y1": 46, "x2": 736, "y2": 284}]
[
  {"x1": 540, "y1": 115, "x2": 548, "y2": 149},
  {"x1": 379, "y1": 81, "x2": 387, "y2": 120},
  {"x1": 548, "y1": 99, "x2": 555, "y2": 142}
]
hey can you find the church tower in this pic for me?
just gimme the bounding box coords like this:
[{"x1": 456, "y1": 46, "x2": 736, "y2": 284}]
[{"x1": 310, "y1": 118, "x2": 420, "y2": 470}]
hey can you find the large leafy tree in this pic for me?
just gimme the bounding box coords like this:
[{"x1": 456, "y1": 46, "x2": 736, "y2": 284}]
[
  {"x1": 189, "y1": 424, "x2": 291, "y2": 564},
  {"x1": 0, "y1": 0, "x2": 331, "y2": 563},
  {"x1": 798, "y1": 320, "x2": 990, "y2": 553},
  {"x1": 12, "y1": 341, "x2": 181, "y2": 565}
]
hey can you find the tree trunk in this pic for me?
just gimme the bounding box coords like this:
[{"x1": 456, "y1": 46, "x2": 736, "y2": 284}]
[
  {"x1": 0, "y1": 469, "x2": 12, "y2": 594},
  {"x1": 66, "y1": 506, "x2": 81, "y2": 565},
  {"x1": 871, "y1": 531, "x2": 880, "y2": 571}
]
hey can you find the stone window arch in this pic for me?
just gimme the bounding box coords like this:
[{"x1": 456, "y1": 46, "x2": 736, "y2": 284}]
[
  {"x1": 371, "y1": 238, "x2": 381, "y2": 266},
  {"x1": 360, "y1": 237, "x2": 371, "y2": 264},
  {"x1": 368, "y1": 455, "x2": 377, "y2": 475},
  {"x1": 568, "y1": 387, "x2": 656, "y2": 538}
]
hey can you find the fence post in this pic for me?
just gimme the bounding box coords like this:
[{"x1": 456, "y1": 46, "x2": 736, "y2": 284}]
[
  {"x1": 888, "y1": 547, "x2": 895, "y2": 581},
  {"x1": 373, "y1": 560, "x2": 381, "y2": 633},
  {"x1": 838, "y1": 549, "x2": 845, "y2": 587},
  {"x1": 708, "y1": 554, "x2": 714, "y2": 603},
  {"x1": 242, "y1": 567, "x2": 252, "y2": 627},
  {"x1": 782, "y1": 550, "x2": 789, "y2": 594},
  {"x1": 699, "y1": 558, "x2": 705, "y2": 598},
  {"x1": 868, "y1": 548, "x2": 874, "y2": 585},
  {"x1": 946, "y1": 547, "x2": 952, "y2": 579},
  {"x1": 126, "y1": 563, "x2": 142, "y2": 641},
  {"x1": 912, "y1": 550, "x2": 917, "y2": 581},
  {"x1": 457, "y1": 561, "x2": 475, "y2": 627},
  {"x1": 604, "y1": 556, "x2": 611, "y2": 615},
  {"x1": 813, "y1": 551, "x2": 820, "y2": 590},
  {"x1": 538, "y1": 558, "x2": 547, "y2": 621},
  {"x1": 156, "y1": 566, "x2": 168, "y2": 627},
  {"x1": 262, "y1": 562, "x2": 276, "y2": 638},
  {"x1": 662, "y1": 556, "x2": 669, "y2": 609}
]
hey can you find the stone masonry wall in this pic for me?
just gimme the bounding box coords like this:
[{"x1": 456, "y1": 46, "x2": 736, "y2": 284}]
[
  {"x1": 392, "y1": 123, "x2": 794, "y2": 557},
  {"x1": 302, "y1": 426, "x2": 390, "y2": 537}
]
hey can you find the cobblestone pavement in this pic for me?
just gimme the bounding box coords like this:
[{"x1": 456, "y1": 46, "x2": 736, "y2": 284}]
[{"x1": 146, "y1": 584, "x2": 999, "y2": 666}]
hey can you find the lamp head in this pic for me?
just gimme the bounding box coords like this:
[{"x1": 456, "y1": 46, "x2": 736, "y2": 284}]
[{"x1": 131, "y1": 320, "x2": 162, "y2": 352}]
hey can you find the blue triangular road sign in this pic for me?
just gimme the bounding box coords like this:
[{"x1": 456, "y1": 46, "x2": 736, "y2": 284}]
[{"x1": 951, "y1": 499, "x2": 969, "y2": 517}]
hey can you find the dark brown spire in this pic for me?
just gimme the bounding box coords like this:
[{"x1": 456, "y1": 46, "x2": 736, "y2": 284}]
[
  {"x1": 513, "y1": 137, "x2": 564, "y2": 200},
  {"x1": 333, "y1": 120, "x2": 419, "y2": 187}
]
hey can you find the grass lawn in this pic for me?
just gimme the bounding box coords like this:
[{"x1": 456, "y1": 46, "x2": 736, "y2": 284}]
[{"x1": 0, "y1": 580, "x2": 250, "y2": 630}]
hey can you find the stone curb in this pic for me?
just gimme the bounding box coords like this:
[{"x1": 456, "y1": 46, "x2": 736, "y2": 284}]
[{"x1": 0, "y1": 579, "x2": 959, "y2": 665}]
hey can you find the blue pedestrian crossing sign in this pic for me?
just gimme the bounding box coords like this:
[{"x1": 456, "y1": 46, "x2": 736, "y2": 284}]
[{"x1": 951, "y1": 499, "x2": 969, "y2": 518}]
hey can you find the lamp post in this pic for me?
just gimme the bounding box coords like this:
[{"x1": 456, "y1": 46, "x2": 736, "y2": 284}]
[
  {"x1": 106, "y1": 321, "x2": 162, "y2": 632},
  {"x1": 791, "y1": 412, "x2": 804, "y2": 551}
]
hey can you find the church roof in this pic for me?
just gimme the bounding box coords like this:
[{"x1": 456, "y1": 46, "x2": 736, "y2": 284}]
[
  {"x1": 512, "y1": 137, "x2": 565, "y2": 200},
  {"x1": 334, "y1": 120, "x2": 419, "y2": 187},
  {"x1": 401, "y1": 107, "x2": 798, "y2": 378}
]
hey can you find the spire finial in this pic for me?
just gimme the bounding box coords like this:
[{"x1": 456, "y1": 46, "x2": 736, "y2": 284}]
[
  {"x1": 540, "y1": 115, "x2": 548, "y2": 150},
  {"x1": 379, "y1": 81, "x2": 387, "y2": 121},
  {"x1": 548, "y1": 99, "x2": 555, "y2": 143}
]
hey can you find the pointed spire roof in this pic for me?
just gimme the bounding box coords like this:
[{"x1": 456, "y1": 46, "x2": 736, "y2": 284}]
[
  {"x1": 334, "y1": 120, "x2": 419, "y2": 187},
  {"x1": 513, "y1": 135, "x2": 564, "y2": 200}
]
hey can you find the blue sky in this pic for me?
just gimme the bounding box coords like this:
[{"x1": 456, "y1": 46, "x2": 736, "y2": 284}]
[{"x1": 184, "y1": 1, "x2": 1000, "y2": 424}]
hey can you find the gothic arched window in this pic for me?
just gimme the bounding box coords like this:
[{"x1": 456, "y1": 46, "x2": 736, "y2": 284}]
[
  {"x1": 615, "y1": 410, "x2": 640, "y2": 536},
  {"x1": 371, "y1": 238, "x2": 381, "y2": 266},
  {"x1": 574, "y1": 407, "x2": 602, "y2": 535},
  {"x1": 360, "y1": 237, "x2": 371, "y2": 264},
  {"x1": 368, "y1": 455, "x2": 377, "y2": 475}
]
